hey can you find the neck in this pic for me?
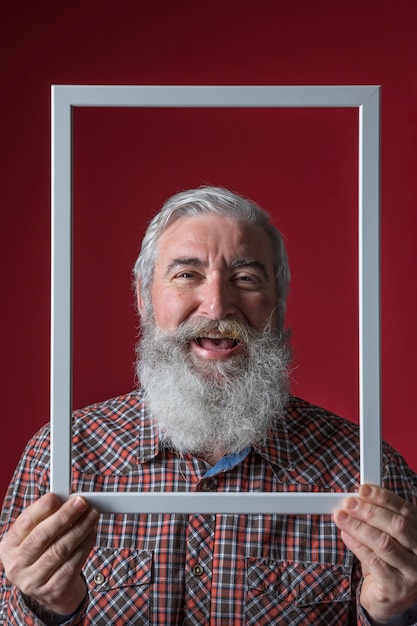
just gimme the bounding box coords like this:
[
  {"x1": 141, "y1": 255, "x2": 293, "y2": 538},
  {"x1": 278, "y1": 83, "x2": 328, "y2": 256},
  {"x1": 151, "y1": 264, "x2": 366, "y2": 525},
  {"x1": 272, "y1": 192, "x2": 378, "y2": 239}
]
[{"x1": 203, "y1": 448, "x2": 226, "y2": 465}]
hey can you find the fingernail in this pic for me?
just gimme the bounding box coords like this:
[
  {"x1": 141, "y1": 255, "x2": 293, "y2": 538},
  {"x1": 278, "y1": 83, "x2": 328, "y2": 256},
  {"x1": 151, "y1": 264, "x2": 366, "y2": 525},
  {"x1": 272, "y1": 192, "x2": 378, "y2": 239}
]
[
  {"x1": 360, "y1": 484, "x2": 372, "y2": 498},
  {"x1": 335, "y1": 510, "x2": 349, "y2": 522},
  {"x1": 345, "y1": 498, "x2": 358, "y2": 510},
  {"x1": 72, "y1": 496, "x2": 87, "y2": 510}
]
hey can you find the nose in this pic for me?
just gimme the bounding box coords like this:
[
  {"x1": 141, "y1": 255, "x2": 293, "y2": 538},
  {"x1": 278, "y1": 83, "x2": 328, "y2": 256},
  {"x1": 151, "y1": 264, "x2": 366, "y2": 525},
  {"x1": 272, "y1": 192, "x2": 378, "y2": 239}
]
[{"x1": 198, "y1": 275, "x2": 236, "y2": 320}]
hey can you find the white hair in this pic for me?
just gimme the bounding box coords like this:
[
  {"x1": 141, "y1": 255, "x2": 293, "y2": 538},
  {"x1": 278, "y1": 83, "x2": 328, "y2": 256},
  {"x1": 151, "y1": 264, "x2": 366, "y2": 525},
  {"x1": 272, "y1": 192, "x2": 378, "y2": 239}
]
[
  {"x1": 133, "y1": 186, "x2": 290, "y2": 331},
  {"x1": 137, "y1": 316, "x2": 290, "y2": 456}
]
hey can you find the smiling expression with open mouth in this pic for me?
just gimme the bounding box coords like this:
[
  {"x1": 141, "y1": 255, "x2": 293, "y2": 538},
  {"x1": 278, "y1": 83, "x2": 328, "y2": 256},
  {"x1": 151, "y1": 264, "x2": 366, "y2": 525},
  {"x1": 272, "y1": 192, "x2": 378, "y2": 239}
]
[{"x1": 138, "y1": 214, "x2": 278, "y2": 361}]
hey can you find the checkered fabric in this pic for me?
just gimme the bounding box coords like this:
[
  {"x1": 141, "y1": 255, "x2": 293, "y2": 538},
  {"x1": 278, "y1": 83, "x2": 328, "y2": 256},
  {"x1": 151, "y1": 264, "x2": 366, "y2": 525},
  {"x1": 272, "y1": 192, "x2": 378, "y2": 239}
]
[{"x1": 1, "y1": 392, "x2": 417, "y2": 625}]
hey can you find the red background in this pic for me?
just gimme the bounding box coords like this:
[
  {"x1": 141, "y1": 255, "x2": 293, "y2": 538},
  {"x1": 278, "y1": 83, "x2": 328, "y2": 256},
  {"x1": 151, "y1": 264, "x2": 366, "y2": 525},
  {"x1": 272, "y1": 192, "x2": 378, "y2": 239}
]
[{"x1": 1, "y1": 1, "x2": 416, "y2": 502}]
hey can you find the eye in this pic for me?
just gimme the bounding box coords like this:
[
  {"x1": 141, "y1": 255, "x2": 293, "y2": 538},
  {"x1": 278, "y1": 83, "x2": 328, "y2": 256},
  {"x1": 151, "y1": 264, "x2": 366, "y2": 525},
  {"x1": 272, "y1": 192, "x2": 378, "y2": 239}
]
[
  {"x1": 232, "y1": 272, "x2": 263, "y2": 289},
  {"x1": 233, "y1": 272, "x2": 260, "y2": 283},
  {"x1": 236, "y1": 274, "x2": 256, "y2": 281},
  {"x1": 172, "y1": 270, "x2": 202, "y2": 283}
]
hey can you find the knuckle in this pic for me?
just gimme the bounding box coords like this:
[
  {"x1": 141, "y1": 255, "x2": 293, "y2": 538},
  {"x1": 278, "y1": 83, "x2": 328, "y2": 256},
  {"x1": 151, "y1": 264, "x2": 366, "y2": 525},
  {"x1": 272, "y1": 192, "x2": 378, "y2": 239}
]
[
  {"x1": 367, "y1": 549, "x2": 387, "y2": 572},
  {"x1": 16, "y1": 510, "x2": 34, "y2": 534},
  {"x1": 19, "y1": 579, "x2": 39, "y2": 598},
  {"x1": 376, "y1": 530, "x2": 396, "y2": 555},
  {"x1": 59, "y1": 558, "x2": 79, "y2": 580},
  {"x1": 6, "y1": 567, "x2": 40, "y2": 598},
  {"x1": 392, "y1": 511, "x2": 410, "y2": 536},
  {"x1": 27, "y1": 524, "x2": 51, "y2": 550},
  {"x1": 56, "y1": 505, "x2": 74, "y2": 527},
  {"x1": 48, "y1": 539, "x2": 71, "y2": 564},
  {"x1": 362, "y1": 503, "x2": 377, "y2": 521},
  {"x1": 3, "y1": 559, "x2": 20, "y2": 582},
  {"x1": 351, "y1": 517, "x2": 365, "y2": 533},
  {"x1": 399, "y1": 500, "x2": 413, "y2": 521}
]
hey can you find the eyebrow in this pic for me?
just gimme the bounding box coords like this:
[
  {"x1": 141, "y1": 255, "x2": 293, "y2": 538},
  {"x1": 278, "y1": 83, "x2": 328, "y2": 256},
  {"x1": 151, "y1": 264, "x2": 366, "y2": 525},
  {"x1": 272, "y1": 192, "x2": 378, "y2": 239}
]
[
  {"x1": 230, "y1": 258, "x2": 270, "y2": 280},
  {"x1": 165, "y1": 258, "x2": 205, "y2": 275},
  {"x1": 166, "y1": 257, "x2": 270, "y2": 280}
]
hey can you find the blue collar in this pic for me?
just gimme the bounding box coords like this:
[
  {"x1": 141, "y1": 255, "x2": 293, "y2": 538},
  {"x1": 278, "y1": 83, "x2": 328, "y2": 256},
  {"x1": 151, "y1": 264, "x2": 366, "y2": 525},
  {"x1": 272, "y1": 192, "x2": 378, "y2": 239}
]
[{"x1": 203, "y1": 447, "x2": 251, "y2": 478}]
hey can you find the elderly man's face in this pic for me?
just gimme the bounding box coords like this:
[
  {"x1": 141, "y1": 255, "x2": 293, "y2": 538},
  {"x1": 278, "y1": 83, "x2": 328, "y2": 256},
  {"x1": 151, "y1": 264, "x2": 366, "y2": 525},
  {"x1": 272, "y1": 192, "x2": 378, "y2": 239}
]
[{"x1": 146, "y1": 214, "x2": 278, "y2": 362}]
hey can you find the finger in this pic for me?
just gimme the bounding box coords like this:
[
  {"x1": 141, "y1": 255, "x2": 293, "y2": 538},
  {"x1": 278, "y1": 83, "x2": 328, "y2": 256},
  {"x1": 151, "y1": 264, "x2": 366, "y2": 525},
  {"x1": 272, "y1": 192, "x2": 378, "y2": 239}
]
[
  {"x1": 45, "y1": 526, "x2": 97, "y2": 587},
  {"x1": 339, "y1": 527, "x2": 398, "y2": 580},
  {"x1": 334, "y1": 508, "x2": 417, "y2": 577},
  {"x1": 339, "y1": 524, "x2": 417, "y2": 624},
  {"x1": 17, "y1": 496, "x2": 93, "y2": 566},
  {"x1": 34, "y1": 507, "x2": 99, "y2": 582},
  {"x1": 16, "y1": 527, "x2": 97, "y2": 615},
  {"x1": 4, "y1": 493, "x2": 63, "y2": 547},
  {"x1": 22, "y1": 523, "x2": 98, "y2": 602},
  {"x1": 14, "y1": 507, "x2": 99, "y2": 594},
  {"x1": 22, "y1": 500, "x2": 98, "y2": 570},
  {"x1": 339, "y1": 524, "x2": 417, "y2": 612},
  {"x1": 339, "y1": 489, "x2": 417, "y2": 554},
  {"x1": 359, "y1": 484, "x2": 417, "y2": 523}
]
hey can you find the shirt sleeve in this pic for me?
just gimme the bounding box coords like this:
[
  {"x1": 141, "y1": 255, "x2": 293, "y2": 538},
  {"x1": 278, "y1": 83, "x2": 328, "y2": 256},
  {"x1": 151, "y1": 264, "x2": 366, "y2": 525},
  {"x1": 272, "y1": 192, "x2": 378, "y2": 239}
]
[
  {"x1": 3, "y1": 586, "x2": 88, "y2": 626},
  {"x1": 362, "y1": 604, "x2": 417, "y2": 626}
]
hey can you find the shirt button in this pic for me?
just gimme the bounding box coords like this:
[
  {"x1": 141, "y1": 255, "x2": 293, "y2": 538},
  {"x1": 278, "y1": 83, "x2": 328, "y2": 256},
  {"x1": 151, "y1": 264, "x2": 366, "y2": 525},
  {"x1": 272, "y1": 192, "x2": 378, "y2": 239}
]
[
  {"x1": 192, "y1": 564, "x2": 204, "y2": 576},
  {"x1": 94, "y1": 572, "x2": 105, "y2": 585}
]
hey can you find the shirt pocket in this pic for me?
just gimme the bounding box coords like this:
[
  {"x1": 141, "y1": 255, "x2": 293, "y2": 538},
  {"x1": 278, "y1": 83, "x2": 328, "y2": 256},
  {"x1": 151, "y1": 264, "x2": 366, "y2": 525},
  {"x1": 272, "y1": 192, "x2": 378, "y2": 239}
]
[
  {"x1": 84, "y1": 547, "x2": 153, "y2": 624},
  {"x1": 246, "y1": 558, "x2": 352, "y2": 625}
]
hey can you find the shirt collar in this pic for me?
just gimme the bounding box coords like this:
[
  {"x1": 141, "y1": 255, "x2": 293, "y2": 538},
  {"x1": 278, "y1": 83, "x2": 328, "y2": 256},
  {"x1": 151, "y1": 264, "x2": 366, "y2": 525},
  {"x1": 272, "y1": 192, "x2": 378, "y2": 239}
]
[{"x1": 252, "y1": 412, "x2": 293, "y2": 471}]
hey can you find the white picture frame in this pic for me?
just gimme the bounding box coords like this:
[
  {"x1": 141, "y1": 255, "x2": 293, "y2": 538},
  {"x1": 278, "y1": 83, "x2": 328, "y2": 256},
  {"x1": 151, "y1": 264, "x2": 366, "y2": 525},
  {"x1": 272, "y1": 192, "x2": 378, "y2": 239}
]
[{"x1": 51, "y1": 85, "x2": 381, "y2": 514}]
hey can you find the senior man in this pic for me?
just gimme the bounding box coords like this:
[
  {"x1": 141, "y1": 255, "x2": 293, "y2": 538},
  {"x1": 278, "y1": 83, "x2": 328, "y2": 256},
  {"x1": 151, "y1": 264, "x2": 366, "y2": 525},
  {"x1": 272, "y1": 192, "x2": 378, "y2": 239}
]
[{"x1": 1, "y1": 186, "x2": 416, "y2": 625}]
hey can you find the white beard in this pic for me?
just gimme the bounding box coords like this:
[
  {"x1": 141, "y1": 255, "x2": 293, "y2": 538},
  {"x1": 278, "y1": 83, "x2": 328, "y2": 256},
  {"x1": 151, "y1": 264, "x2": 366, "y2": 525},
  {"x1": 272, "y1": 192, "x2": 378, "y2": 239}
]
[{"x1": 136, "y1": 317, "x2": 290, "y2": 458}]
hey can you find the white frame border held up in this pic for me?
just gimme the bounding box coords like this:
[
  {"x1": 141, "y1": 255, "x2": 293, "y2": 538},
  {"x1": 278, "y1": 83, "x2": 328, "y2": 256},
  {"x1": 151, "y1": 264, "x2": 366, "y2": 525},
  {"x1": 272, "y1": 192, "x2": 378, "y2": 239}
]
[{"x1": 50, "y1": 84, "x2": 381, "y2": 514}]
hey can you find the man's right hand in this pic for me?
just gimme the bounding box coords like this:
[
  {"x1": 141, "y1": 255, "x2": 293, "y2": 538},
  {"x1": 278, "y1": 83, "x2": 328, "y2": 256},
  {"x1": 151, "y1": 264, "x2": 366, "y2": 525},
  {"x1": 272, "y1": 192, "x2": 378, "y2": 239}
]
[{"x1": 0, "y1": 492, "x2": 98, "y2": 617}]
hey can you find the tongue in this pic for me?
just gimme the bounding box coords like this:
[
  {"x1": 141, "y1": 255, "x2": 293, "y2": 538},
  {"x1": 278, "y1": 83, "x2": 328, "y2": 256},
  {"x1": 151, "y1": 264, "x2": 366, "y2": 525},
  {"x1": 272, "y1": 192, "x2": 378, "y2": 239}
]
[{"x1": 198, "y1": 337, "x2": 236, "y2": 351}]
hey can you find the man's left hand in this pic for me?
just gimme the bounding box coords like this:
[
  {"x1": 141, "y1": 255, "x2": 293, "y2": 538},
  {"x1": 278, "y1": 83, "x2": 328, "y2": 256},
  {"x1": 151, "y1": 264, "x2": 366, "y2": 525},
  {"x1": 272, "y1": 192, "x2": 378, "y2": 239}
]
[{"x1": 334, "y1": 484, "x2": 417, "y2": 624}]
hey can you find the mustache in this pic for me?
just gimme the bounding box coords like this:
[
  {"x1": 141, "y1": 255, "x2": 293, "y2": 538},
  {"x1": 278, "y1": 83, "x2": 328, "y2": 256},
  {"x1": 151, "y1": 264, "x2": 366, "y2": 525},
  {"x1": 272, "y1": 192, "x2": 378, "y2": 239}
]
[{"x1": 171, "y1": 317, "x2": 251, "y2": 345}]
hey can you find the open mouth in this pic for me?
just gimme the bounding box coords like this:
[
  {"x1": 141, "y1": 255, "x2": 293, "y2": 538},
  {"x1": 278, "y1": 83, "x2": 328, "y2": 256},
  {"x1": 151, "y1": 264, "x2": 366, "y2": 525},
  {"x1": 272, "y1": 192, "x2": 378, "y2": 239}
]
[
  {"x1": 183, "y1": 319, "x2": 249, "y2": 360},
  {"x1": 193, "y1": 332, "x2": 243, "y2": 353}
]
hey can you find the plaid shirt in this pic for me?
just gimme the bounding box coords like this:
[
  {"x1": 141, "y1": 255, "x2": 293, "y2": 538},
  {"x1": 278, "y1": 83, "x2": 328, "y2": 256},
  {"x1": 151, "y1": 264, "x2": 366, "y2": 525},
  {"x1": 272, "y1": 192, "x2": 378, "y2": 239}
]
[{"x1": 1, "y1": 392, "x2": 417, "y2": 625}]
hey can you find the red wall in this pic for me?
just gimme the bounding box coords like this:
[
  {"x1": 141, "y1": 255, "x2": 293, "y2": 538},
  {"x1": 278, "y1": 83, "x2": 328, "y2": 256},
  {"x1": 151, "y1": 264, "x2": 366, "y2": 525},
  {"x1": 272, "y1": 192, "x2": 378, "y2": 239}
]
[{"x1": 1, "y1": 0, "x2": 416, "y2": 502}]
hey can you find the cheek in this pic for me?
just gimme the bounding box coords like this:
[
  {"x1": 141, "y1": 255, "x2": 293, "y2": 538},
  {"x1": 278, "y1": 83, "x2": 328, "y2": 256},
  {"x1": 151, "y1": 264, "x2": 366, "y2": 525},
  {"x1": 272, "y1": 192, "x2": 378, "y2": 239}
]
[
  {"x1": 244, "y1": 293, "x2": 277, "y2": 328},
  {"x1": 151, "y1": 289, "x2": 195, "y2": 330}
]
